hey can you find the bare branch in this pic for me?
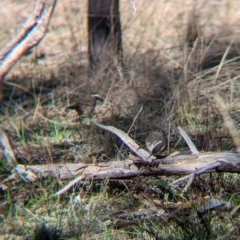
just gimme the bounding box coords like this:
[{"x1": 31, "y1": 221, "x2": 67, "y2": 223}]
[
  {"x1": 0, "y1": 0, "x2": 56, "y2": 81},
  {"x1": 0, "y1": 127, "x2": 17, "y2": 168},
  {"x1": 182, "y1": 176, "x2": 194, "y2": 193},
  {"x1": 0, "y1": 151, "x2": 238, "y2": 195},
  {"x1": 1, "y1": 122, "x2": 240, "y2": 195},
  {"x1": 178, "y1": 126, "x2": 199, "y2": 155},
  {"x1": 128, "y1": 0, "x2": 137, "y2": 14},
  {"x1": 92, "y1": 121, "x2": 155, "y2": 163},
  {"x1": 170, "y1": 161, "x2": 222, "y2": 186}
]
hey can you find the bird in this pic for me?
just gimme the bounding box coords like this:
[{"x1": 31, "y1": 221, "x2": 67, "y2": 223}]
[
  {"x1": 66, "y1": 94, "x2": 103, "y2": 116},
  {"x1": 145, "y1": 129, "x2": 167, "y2": 156}
]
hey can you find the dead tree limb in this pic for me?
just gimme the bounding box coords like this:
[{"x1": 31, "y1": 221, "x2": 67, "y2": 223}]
[
  {"x1": 4, "y1": 151, "x2": 238, "y2": 195},
  {"x1": 0, "y1": 128, "x2": 17, "y2": 168},
  {"x1": 178, "y1": 126, "x2": 199, "y2": 155},
  {"x1": 1, "y1": 147, "x2": 240, "y2": 195},
  {"x1": 1, "y1": 123, "x2": 240, "y2": 195},
  {"x1": 0, "y1": 0, "x2": 56, "y2": 82},
  {"x1": 93, "y1": 121, "x2": 155, "y2": 163}
]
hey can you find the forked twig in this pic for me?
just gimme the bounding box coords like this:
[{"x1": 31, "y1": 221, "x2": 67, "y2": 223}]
[{"x1": 176, "y1": 126, "x2": 221, "y2": 191}]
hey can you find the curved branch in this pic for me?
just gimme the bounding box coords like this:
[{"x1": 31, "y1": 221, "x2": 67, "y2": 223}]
[{"x1": 0, "y1": 0, "x2": 56, "y2": 81}]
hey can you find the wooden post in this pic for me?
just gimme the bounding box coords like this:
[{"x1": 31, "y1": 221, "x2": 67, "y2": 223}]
[{"x1": 88, "y1": 0, "x2": 122, "y2": 75}]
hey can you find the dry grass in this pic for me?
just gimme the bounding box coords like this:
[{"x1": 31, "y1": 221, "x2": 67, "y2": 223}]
[{"x1": 1, "y1": 0, "x2": 240, "y2": 239}]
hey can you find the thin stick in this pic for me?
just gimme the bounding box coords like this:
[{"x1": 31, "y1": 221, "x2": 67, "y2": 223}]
[
  {"x1": 128, "y1": 0, "x2": 137, "y2": 14},
  {"x1": 92, "y1": 121, "x2": 155, "y2": 163},
  {"x1": 56, "y1": 175, "x2": 84, "y2": 196},
  {"x1": 182, "y1": 176, "x2": 194, "y2": 193},
  {"x1": 170, "y1": 161, "x2": 222, "y2": 186},
  {"x1": 127, "y1": 105, "x2": 143, "y2": 135},
  {"x1": 178, "y1": 126, "x2": 199, "y2": 155},
  {"x1": 118, "y1": 105, "x2": 143, "y2": 159},
  {"x1": 0, "y1": 127, "x2": 17, "y2": 168}
]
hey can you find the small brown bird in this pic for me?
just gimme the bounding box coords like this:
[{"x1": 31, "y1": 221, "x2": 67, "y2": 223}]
[
  {"x1": 146, "y1": 129, "x2": 167, "y2": 156},
  {"x1": 66, "y1": 94, "x2": 103, "y2": 116}
]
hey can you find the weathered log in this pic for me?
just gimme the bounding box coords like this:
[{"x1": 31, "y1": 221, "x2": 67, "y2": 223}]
[
  {"x1": 13, "y1": 152, "x2": 240, "y2": 179},
  {"x1": 7, "y1": 151, "x2": 240, "y2": 195},
  {"x1": 1, "y1": 123, "x2": 240, "y2": 195}
]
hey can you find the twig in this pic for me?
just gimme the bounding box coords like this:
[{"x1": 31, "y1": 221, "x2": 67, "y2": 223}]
[
  {"x1": 182, "y1": 176, "x2": 194, "y2": 193},
  {"x1": 178, "y1": 126, "x2": 199, "y2": 155},
  {"x1": 118, "y1": 105, "x2": 143, "y2": 159},
  {"x1": 127, "y1": 105, "x2": 143, "y2": 135},
  {"x1": 177, "y1": 126, "x2": 198, "y2": 192},
  {"x1": 0, "y1": 127, "x2": 17, "y2": 168},
  {"x1": 92, "y1": 121, "x2": 155, "y2": 163},
  {"x1": 170, "y1": 161, "x2": 223, "y2": 186},
  {"x1": 56, "y1": 175, "x2": 84, "y2": 196},
  {"x1": 128, "y1": 0, "x2": 137, "y2": 14}
]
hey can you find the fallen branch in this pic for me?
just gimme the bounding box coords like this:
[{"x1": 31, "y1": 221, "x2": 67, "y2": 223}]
[
  {"x1": 92, "y1": 121, "x2": 155, "y2": 163},
  {"x1": 0, "y1": 0, "x2": 56, "y2": 81},
  {"x1": 170, "y1": 162, "x2": 222, "y2": 187},
  {"x1": 0, "y1": 128, "x2": 17, "y2": 168},
  {"x1": 178, "y1": 126, "x2": 199, "y2": 155},
  {"x1": 1, "y1": 151, "x2": 237, "y2": 195},
  {"x1": 108, "y1": 195, "x2": 225, "y2": 228},
  {"x1": 1, "y1": 123, "x2": 240, "y2": 195}
]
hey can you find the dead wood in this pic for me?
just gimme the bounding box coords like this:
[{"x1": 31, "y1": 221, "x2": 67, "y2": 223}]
[
  {"x1": 7, "y1": 151, "x2": 240, "y2": 195},
  {"x1": 0, "y1": 0, "x2": 56, "y2": 81},
  {"x1": 1, "y1": 149, "x2": 240, "y2": 195},
  {"x1": 0, "y1": 127, "x2": 17, "y2": 167},
  {"x1": 10, "y1": 152, "x2": 240, "y2": 180},
  {"x1": 128, "y1": 0, "x2": 137, "y2": 14},
  {"x1": 1, "y1": 122, "x2": 240, "y2": 195},
  {"x1": 177, "y1": 126, "x2": 199, "y2": 155},
  {"x1": 92, "y1": 121, "x2": 156, "y2": 163}
]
